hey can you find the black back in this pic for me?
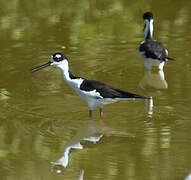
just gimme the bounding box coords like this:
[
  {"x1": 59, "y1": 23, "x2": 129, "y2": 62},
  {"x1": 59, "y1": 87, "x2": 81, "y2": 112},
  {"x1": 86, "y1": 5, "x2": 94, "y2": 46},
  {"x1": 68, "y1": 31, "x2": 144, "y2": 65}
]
[
  {"x1": 139, "y1": 39, "x2": 168, "y2": 61},
  {"x1": 80, "y1": 79, "x2": 146, "y2": 99}
]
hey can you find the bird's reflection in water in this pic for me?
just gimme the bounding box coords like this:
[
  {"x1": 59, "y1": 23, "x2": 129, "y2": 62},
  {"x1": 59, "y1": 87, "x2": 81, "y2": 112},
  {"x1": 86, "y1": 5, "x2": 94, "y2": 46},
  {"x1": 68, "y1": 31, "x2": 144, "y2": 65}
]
[
  {"x1": 51, "y1": 120, "x2": 103, "y2": 172},
  {"x1": 145, "y1": 97, "x2": 153, "y2": 116},
  {"x1": 77, "y1": 169, "x2": 84, "y2": 180},
  {"x1": 50, "y1": 119, "x2": 135, "y2": 175},
  {"x1": 139, "y1": 68, "x2": 168, "y2": 117},
  {"x1": 139, "y1": 69, "x2": 168, "y2": 91}
]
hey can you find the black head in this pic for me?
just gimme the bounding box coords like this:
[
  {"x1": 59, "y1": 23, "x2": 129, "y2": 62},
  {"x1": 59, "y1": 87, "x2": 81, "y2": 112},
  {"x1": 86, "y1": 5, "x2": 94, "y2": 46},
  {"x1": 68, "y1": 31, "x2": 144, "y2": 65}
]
[
  {"x1": 52, "y1": 52, "x2": 68, "y2": 62},
  {"x1": 31, "y1": 52, "x2": 68, "y2": 72},
  {"x1": 143, "y1": 12, "x2": 153, "y2": 20}
]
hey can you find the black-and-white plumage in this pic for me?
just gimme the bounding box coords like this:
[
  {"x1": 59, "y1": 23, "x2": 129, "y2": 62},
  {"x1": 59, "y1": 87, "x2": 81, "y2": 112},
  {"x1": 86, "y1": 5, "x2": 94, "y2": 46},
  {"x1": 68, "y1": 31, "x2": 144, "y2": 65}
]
[
  {"x1": 139, "y1": 12, "x2": 174, "y2": 70},
  {"x1": 80, "y1": 80, "x2": 145, "y2": 99},
  {"x1": 32, "y1": 52, "x2": 148, "y2": 117}
]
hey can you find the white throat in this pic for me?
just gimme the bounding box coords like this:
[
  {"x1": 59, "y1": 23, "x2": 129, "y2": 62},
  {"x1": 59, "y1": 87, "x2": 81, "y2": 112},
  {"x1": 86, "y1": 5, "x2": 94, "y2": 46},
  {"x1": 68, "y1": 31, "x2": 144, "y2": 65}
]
[
  {"x1": 144, "y1": 19, "x2": 153, "y2": 40},
  {"x1": 53, "y1": 60, "x2": 83, "y2": 90},
  {"x1": 53, "y1": 60, "x2": 70, "y2": 80}
]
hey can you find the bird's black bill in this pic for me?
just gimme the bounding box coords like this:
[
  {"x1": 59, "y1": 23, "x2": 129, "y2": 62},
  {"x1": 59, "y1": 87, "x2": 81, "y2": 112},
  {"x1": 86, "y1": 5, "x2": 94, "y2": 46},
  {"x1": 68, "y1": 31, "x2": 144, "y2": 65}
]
[{"x1": 31, "y1": 61, "x2": 51, "y2": 72}]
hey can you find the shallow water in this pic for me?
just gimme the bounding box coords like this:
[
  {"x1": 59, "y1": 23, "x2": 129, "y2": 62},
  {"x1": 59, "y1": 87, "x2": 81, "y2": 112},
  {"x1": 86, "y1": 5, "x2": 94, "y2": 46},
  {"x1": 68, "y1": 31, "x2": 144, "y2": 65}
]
[{"x1": 1, "y1": 0, "x2": 191, "y2": 179}]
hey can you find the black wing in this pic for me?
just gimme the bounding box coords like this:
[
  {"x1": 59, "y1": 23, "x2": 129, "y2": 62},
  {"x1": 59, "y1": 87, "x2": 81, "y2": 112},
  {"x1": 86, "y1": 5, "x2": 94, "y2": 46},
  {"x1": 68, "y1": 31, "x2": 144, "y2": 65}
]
[
  {"x1": 80, "y1": 79, "x2": 147, "y2": 99},
  {"x1": 139, "y1": 40, "x2": 168, "y2": 61}
]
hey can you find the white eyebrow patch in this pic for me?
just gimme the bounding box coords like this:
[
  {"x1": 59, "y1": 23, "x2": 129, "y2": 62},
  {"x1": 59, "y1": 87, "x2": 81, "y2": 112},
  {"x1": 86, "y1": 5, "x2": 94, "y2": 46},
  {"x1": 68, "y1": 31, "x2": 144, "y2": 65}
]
[{"x1": 55, "y1": 54, "x2": 62, "y2": 58}]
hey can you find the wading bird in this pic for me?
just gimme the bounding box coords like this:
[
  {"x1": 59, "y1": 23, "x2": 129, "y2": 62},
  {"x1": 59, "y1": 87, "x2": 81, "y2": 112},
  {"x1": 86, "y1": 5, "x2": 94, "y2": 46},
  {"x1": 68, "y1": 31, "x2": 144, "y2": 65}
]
[
  {"x1": 32, "y1": 52, "x2": 148, "y2": 117},
  {"x1": 139, "y1": 12, "x2": 174, "y2": 70}
]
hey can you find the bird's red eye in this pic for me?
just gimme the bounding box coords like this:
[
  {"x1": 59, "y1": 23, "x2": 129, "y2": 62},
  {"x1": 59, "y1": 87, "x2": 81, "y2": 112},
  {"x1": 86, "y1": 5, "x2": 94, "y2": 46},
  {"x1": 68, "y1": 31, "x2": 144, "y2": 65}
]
[
  {"x1": 52, "y1": 52, "x2": 67, "y2": 62},
  {"x1": 53, "y1": 54, "x2": 62, "y2": 62},
  {"x1": 54, "y1": 57, "x2": 60, "y2": 62}
]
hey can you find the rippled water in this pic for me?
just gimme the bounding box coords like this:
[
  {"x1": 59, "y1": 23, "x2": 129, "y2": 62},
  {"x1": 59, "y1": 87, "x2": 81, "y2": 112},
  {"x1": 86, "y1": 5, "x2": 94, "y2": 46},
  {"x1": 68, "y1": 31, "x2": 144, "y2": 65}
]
[{"x1": 1, "y1": 0, "x2": 191, "y2": 180}]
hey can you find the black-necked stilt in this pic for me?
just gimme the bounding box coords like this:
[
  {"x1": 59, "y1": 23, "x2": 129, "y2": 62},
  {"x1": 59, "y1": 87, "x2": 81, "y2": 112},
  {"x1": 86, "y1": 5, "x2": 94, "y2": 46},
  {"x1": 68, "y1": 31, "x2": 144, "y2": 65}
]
[
  {"x1": 139, "y1": 12, "x2": 174, "y2": 70},
  {"x1": 32, "y1": 52, "x2": 148, "y2": 117}
]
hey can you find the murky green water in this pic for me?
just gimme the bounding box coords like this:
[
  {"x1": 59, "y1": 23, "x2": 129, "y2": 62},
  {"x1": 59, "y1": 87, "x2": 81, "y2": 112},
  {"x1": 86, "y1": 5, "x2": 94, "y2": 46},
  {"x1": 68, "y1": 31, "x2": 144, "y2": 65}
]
[{"x1": 1, "y1": 0, "x2": 191, "y2": 179}]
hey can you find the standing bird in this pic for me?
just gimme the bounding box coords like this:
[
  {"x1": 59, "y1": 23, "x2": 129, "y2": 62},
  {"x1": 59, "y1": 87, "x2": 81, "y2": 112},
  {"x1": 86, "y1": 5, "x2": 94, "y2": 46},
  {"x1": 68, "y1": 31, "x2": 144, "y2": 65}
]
[
  {"x1": 139, "y1": 12, "x2": 174, "y2": 70},
  {"x1": 32, "y1": 52, "x2": 148, "y2": 117}
]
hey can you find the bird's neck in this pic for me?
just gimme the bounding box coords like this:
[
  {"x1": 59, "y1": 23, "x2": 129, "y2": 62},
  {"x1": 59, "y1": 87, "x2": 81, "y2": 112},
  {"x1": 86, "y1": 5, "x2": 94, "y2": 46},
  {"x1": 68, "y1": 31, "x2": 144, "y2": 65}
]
[
  {"x1": 144, "y1": 20, "x2": 153, "y2": 40},
  {"x1": 57, "y1": 63, "x2": 83, "y2": 89},
  {"x1": 56, "y1": 62, "x2": 70, "y2": 81}
]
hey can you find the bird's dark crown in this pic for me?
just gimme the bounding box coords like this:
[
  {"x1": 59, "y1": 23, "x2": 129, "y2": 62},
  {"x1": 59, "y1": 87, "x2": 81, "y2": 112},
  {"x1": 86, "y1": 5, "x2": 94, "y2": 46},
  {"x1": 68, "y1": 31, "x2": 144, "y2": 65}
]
[
  {"x1": 52, "y1": 52, "x2": 68, "y2": 62},
  {"x1": 143, "y1": 12, "x2": 153, "y2": 20}
]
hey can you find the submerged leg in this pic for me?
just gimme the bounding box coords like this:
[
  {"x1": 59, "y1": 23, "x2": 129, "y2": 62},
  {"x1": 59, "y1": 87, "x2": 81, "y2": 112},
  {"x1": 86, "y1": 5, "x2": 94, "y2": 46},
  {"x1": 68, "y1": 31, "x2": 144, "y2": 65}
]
[
  {"x1": 144, "y1": 60, "x2": 151, "y2": 71},
  {"x1": 159, "y1": 61, "x2": 165, "y2": 70},
  {"x1": 89, "y1": 110, "x2": 92, "y2": 118},
  {"x1": 99, "y1": 108, "x2": 103, "y2": 117}
]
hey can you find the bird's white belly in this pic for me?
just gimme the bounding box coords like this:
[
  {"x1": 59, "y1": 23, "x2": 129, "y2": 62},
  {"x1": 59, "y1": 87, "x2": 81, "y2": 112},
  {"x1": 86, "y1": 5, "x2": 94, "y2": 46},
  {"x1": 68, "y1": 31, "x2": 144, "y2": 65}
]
[
  {"x1": 145, "y1": 58, "x2": 160, "y2": 66},
  {"x1": 140, "y1": 57, "x2": 165, "y2": 70},
  {"x1": 139, "y1": 47, "x2": 165, "y2": 70},
  {"x1": 75, "y1": 89, "x2": 117, "y2": 110}
]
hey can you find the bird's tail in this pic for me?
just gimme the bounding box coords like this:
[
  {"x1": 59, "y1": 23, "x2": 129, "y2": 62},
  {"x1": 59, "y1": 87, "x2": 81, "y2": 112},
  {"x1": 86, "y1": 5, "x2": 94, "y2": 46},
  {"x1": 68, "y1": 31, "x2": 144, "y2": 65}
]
[
  {"x1": 166, "y1": 57, "x2": 175, "y2": 61},
  {"x1": 130, "y1": 94, "x2": 150, "y2": 99},
  {"x1": 121, "y1": 91, "x2": 150, "y2": 99}
]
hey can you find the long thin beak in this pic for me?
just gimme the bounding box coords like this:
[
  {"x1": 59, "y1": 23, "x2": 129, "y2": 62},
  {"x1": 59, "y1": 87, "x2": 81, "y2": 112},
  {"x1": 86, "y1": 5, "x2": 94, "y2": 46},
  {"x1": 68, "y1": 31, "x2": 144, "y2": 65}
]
[{"x1": 31, "y1": 61, "x2": 52, "y2": 72}]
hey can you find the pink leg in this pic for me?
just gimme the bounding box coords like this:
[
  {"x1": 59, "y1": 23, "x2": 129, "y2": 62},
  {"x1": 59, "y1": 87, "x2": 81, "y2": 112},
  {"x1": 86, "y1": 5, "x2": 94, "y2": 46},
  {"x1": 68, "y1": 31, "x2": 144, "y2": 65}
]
[
  {"x1": 89, "y1": 110, "x2": 92, "y2": 118},
  {"x1": 99, "y1": 108, "x2": 103, "y2": 117}
]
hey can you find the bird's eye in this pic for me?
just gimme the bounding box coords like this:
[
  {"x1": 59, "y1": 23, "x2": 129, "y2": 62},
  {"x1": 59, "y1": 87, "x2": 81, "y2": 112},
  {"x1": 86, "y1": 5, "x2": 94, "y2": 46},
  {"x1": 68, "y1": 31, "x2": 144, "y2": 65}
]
[
  {"x1": 54, "y1": 57, "x2": 60, "y2": 62},
  {"x1": 53, "y1": 54, "x2": 62, "y2": 62},
  {"x1": 52, "y1": 52, "x2": 67, "y2": 62}
]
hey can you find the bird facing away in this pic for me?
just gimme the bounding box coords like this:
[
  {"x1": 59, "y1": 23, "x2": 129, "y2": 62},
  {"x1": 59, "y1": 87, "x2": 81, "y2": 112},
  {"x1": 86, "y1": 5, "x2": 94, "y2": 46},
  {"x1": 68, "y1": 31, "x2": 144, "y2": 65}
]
[
  {"x1": 32, "y1": 52, "x2": 148, "y2": 117},
  {"x1": 139, "y1": 12, "x2": 174, "y2": 70}
]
